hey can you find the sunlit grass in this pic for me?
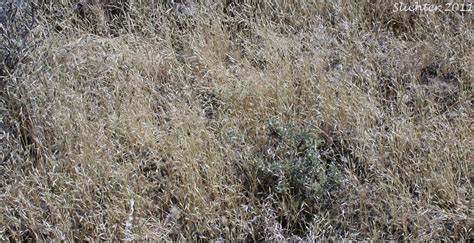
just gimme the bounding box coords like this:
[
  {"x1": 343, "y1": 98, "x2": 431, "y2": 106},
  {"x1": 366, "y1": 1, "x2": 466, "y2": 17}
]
[{"x1": 0, "y1": 0, "x2": 472, "y2": 240}]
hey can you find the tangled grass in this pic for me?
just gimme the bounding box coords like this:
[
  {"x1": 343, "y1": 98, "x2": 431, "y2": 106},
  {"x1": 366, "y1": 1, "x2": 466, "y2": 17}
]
[{"x1": 0, "y1": 0, "x2": 472, "y2": 241}]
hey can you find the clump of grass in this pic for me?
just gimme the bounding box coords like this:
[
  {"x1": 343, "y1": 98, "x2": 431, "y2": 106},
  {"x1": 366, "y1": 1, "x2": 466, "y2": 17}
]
[{"x1": 0, "y1": 0, "x2": 472, "y2": 241}]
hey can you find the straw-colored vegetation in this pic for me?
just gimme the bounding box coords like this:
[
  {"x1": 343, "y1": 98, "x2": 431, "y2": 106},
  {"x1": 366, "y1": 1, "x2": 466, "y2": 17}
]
[{"x1": 0, "y1": 0, "x2": 472, "y2": 241}]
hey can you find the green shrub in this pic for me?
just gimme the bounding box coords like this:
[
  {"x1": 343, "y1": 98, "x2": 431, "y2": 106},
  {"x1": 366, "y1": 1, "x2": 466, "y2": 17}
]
[{"x1": 252, "y1": 118, "x2": 343, "y2": 233}]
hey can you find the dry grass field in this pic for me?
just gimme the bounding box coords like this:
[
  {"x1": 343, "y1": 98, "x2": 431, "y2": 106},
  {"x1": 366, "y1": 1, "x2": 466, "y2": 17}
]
[{"x1": 0, "y1": 0, "x2": 472, "y2": 241}]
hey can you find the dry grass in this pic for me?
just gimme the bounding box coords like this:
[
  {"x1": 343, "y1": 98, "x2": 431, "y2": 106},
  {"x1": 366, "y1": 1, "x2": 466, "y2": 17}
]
[{"x1": 0, "y1": 0, "x2": 472, "y2": 241}]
